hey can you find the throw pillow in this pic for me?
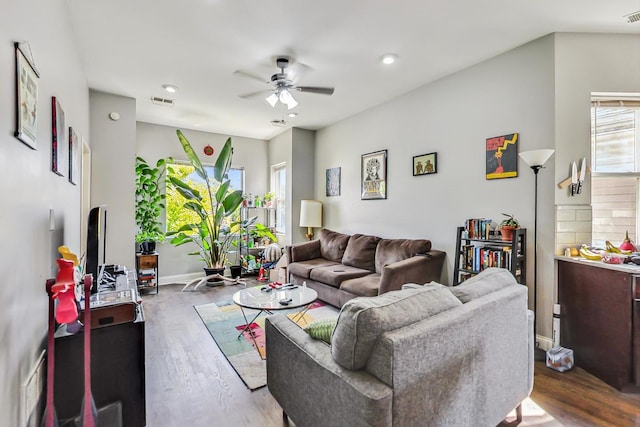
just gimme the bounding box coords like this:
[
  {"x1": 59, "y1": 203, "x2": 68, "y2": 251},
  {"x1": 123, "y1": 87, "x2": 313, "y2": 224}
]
[{"x1": 303, "y1": 317, "x2": 338, "y2": 344}]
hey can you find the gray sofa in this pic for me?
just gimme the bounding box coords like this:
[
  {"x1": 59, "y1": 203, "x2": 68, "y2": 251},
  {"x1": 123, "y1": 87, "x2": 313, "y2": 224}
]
[
  {"x1": 285, "y1": 229, "x2": 446, "y2": 307},
  {"x1": 266, "y1": 268, "x2": 534, "y2": 427}
]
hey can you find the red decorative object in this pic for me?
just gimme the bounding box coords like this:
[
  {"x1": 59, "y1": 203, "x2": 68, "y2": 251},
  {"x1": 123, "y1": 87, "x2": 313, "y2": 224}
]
[{"x1": 203, "y1": 145, "x2": 214, "y2": 156}]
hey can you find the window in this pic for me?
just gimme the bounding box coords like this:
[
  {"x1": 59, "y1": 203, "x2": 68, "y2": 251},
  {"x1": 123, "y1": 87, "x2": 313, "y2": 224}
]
[
  {"x1": 165, "y1": 161, "x2": 244, "y2": 233},
  {"x1": 272, "y1": 163, "x2": 286, "y2": 234},
  {"x1": 591, "y1": 96, "x2": 640, "y2": 247}
]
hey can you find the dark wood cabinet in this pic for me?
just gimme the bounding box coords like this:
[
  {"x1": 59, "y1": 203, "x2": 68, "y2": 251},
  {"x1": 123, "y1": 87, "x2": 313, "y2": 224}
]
[
  {"x1": 453, "y1": 226, "x2": 526, "y2": 285},
  {"x1": 557, "y1": 258, "x2": 640, "y2": 392},
  {"x1": 136, "y1": 252, "x2": 158, "y2": 293}
]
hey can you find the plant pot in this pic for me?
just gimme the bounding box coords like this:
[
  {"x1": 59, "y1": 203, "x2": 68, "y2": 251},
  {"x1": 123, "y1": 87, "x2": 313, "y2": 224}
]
[
  {"x1": 229, "y1": 265, "x2": 242, "y2": 279},
  {"x1": 140, "y1": 241, "x2": 156, "y2": 254},
  {"x1": 204, "y1": 267, "x2": 226, "y2": 285},
  {"x1": 501, "y1": 226, "x2": 517, "y2": 242}
]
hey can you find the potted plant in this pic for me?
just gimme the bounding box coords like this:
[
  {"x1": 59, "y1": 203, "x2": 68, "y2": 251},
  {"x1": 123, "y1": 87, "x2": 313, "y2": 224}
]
[
  {"x1": 263, "y1": 192, "x2": 275, "y2": 208},
  {"x1": 250, "y1": 223, "x2": 278, "y2": 247},
  {"x1": 166, "y1": 130, "x2": 252, "y2": 280},
  {"x1": 500, "y1": 213, "x2": 520, "y2": 241},
  {"x1": 135, "y1": 156, "x2": 169, "y2": 254}
]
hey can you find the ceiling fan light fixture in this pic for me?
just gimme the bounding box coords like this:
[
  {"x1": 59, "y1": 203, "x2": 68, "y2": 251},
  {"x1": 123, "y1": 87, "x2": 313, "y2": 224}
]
[
  {"x1": 265, "y1": 93, "x2": 278, "y2": 108},
  {"x1": 278, "y1": 88, "x2": 298, "y2": 109}
]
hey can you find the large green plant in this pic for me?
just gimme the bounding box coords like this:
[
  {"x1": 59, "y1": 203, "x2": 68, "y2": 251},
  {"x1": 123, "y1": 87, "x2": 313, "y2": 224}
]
[
  {"x1": 135, "y1": 156, "x2": 168, "y2": 243},
  {"x1": 167, "y1": 130, "x2": 250, "y2": 268}
]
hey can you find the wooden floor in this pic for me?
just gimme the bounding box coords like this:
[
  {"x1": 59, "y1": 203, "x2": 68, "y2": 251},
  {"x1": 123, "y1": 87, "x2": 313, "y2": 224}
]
[{"x1": 142, "y1": 283, "x2": 640, "y2": 427}]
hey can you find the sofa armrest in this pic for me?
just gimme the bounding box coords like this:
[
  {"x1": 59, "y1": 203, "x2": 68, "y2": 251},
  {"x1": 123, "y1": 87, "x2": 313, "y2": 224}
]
[
  {"x1": 378, "y1": 250, "x2": 445, "y2": 294},
  {"x1": 266, "y1": 315, "x2": 392, "y2": 427},
  {"x1": 286, "y1": 239, "x2": 322, "y2": 263}
]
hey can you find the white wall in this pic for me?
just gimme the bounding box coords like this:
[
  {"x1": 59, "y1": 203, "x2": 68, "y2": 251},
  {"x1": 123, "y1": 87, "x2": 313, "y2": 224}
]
[
  {"x1": 136, "y1": 122, "x2": 268, "y2": 279},
  {"x1": 0, "y1": 1, "x2": 88, "y2": 425},
  {"x1": 316, "y1": 35, "x2": 556, "y2": 336},
  {"x1": 268, "y1": 129, "x2": 293, "y2": 244},
  {"x1": 291, "y1": 128, "x2": 317, "y2": 243}
]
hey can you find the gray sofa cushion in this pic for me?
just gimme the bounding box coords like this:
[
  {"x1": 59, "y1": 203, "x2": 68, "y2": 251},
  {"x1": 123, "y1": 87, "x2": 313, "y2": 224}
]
[
  {"x1": 451, "y1": 267, "x2": 517, "y2": 303},
  {"x1": 340, "y1": 274, "x2": 381, "y2": 297},
  {"x1": 288, "y1": 259, "x2": 340, "y2": 279},
  {"x1": 319, "y1": 229, "x2": 351, "y2": 263},
  {"x1": 342, "y1": 234, "x2": 381, "y2": 271},
  {"x1": 331, "y1": 285, "x2": 462, "y2": 370},
  {"x1": 309, "y1": 264, "x2": 372, "y2": 288},
  {"x1": 374, "y1": 238, "x2": 431, "y2": 273}
]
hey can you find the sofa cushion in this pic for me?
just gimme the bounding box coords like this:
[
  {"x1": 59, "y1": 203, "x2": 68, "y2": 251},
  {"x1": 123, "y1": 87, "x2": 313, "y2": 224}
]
[
  {"x1": 319, "y1": 229, "x2": 351, "y2": 263},
  {"x1": 342, "y1": 234, "x2": 381, "y2": 271},
  {"x1": 331, "y1": 285, "x2": 462, "y2": 370},
  {"x1": 451, "y1": 267, "x2": 517, "y2": 303},
  {"x1": 309, "y1": 265, "x2": 372, "y2": 288},
  {"x1": 340, "y1": 274, "x2": 381, "y2": 297},
  {"x1": 288, "y1": 259, "x2": 340, "y2": 279},
  {"x1": 374, "y1": 238, "x2": 432, "y2": 273}
]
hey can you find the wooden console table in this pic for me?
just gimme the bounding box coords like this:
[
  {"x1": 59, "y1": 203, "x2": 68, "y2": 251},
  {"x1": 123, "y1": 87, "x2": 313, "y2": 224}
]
[{"x1": 557, "y1": 257, "x2": 640, "y2": 392}]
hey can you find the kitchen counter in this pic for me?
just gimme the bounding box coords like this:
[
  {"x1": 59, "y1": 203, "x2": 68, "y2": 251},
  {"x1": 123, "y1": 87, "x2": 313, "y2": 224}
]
[{"x1": 555, "y1": 255, "x2": 640, "y2": 274}]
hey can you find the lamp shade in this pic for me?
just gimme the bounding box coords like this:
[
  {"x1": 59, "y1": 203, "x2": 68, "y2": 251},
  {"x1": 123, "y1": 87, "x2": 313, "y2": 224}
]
[
  {"x1": 300, "y1": 200, "x2": 322, "y2": 227},
  {"x1": 519, "y1": 149, "x2": 555, "y2": 167}
]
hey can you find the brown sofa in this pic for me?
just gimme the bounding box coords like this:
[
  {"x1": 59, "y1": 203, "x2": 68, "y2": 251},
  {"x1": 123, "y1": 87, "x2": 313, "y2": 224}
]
[{"x1": 285, "y1": 229, "x2": 445, "y2": 307}]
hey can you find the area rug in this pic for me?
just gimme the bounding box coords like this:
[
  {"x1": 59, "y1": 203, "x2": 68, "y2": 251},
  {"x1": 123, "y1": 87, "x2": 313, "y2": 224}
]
[{"x1": 194, "y1": 299, "x2": 338, "y2": 390}]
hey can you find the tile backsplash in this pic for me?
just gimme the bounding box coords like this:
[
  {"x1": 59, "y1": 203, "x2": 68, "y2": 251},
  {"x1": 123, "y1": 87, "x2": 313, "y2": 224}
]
[{"x1": 555, "y1": 205, "x2": 592, "y2": 256}]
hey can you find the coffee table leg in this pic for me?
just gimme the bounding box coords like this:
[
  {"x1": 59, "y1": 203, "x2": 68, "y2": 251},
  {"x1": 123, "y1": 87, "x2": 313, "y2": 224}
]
[
  {"x1": 237, "y1": 307, "x2": 264, "y2": 339},
  {"x1": 290, "y1": 304, "x2": 312, "y2": 325}
]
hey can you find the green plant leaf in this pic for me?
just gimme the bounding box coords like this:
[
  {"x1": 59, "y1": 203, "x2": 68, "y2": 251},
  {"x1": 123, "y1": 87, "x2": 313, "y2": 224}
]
[
  {"x1": 213, "y1": 138, "x2": 232, "y2": 183},
  {"x1": 176, "y1": 130, "x2": 207, "y2": 181}
]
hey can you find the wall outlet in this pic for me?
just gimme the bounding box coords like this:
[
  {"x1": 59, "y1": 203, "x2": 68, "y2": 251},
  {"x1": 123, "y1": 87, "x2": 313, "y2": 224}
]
[{"x1": 21, "y1": 350, "x2": 45, "y2": 427}]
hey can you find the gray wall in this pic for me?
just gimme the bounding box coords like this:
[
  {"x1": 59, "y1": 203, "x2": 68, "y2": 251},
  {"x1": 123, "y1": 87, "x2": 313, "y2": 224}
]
[
  {"x1": 268, "y1": 128, "x2": 293, "y2": 244},
  {"x1": 89, "y1": 90, "x2": 137, "y2": 268},
  {"x1": 315, "y1": 35, "x2": 556, "y2": 338},
  {"x1": 0, "y1": 1, "x2": 89, "y2": 425},
  {"x1": 136, "y1": 122, "x2": 268, "y2": 279},
  {"x1": 291, "y1": 128, "x2": 317, "y2": 243}
]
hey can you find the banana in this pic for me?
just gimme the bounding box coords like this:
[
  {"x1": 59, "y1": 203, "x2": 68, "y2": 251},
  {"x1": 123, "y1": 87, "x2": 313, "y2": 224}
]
[
  {"x1": 606, "y1": 241, "x2": 632, "y2": 255},
  {"x1": 579, "y1": 245, "x2": 603, "y2": 261}
]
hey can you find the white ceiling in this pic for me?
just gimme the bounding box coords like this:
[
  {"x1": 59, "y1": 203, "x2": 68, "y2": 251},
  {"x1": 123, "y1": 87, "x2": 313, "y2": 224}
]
[{"x1": 66, "y1": 0, "x2": 640, "y2": 140}]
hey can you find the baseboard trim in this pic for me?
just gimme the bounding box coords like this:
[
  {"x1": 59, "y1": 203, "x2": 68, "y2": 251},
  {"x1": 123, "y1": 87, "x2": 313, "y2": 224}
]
[
  {"x1": 158, "y1": 272, "x2": 203, "y2": 286},
  {"x1": 537, "y1": 335, "x2": 553, "y2": 352}
]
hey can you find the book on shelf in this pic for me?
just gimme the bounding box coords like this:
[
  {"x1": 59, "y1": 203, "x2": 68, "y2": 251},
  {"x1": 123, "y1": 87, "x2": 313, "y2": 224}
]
[{"x1": 464, "y1": 218, "x2": 495, "y2": 240}]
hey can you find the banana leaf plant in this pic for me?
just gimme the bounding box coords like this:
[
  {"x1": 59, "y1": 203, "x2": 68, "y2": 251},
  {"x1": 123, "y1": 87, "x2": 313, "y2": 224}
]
[{"x1": 166, "y1": 130, "x2": 254, "y2": 269}]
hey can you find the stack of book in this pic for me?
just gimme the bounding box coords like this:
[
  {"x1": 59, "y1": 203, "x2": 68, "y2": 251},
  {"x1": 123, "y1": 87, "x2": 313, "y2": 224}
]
[{"x1": 464, "y1": 218, "x2": 494, "y2": 240}]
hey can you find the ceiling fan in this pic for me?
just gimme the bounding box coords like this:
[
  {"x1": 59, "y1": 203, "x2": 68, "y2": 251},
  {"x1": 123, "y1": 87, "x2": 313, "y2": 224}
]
[{"x1": 235, "y1": 57, "x2": 335, "y2": 110}]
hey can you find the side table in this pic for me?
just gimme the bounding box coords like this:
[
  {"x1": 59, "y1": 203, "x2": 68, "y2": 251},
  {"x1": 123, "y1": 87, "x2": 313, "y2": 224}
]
[{"x1": 136, "y1": 252, "x2": 159, "y2": 294}]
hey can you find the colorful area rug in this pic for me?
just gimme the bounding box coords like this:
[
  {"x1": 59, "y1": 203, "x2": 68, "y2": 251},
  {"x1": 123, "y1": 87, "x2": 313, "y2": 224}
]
[{"x1": 194, "y1": 299, "x2": 338, "y2": 390}]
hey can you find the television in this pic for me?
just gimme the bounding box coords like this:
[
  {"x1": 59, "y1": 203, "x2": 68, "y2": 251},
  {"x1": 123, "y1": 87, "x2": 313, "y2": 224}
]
[{"x1": 86, "y1": 205, "x2": 107, "y2": 293}]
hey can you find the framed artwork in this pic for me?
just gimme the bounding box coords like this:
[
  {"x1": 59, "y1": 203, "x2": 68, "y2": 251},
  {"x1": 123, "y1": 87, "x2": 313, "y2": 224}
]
[
  {"x1": 68, "y1": 127, "x2": 78, "y2": 185},
  {"x1": 486, "y1": 133, "x2": 518, "y2": 180},
  {"x1": 413, "y1": 152, "x2": 437, "y2": 176},
  {"x1": 361, "y1": 149, "x2": 387, "y2": 200},
  {"x1": 326, "y1": 167, "x2": 341, "y2": 196},
  {"x1": 51, "y1": 97, "x2": 66, "y2": 176},
  {"x1": 14, "y1": 42, "x2": 39, "y2": 149}
]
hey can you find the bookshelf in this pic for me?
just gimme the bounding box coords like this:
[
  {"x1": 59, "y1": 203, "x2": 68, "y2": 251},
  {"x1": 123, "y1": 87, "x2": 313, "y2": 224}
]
[{"x1": 453, "y1": 226, "x2": 526, "y2": 286}]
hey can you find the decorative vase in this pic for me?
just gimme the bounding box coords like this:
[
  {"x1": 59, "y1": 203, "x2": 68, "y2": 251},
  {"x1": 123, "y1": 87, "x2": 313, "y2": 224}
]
[{"x1": 501, "y1": 226, "x2": 517, "y2": 242}]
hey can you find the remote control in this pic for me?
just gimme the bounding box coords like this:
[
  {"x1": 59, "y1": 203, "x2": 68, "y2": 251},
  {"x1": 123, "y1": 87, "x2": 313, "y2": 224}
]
[{"x1": 279, "y1": 298, "x2": 293, "y2": 305}]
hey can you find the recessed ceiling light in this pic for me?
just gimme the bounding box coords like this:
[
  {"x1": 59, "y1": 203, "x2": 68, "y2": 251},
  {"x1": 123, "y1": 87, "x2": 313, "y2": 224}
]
[
  {"x1": 162, "y1": 84, "x2": 178, "y2": 93},
  {"x1": 381, "y1": 54, "x2": 397, "y2": 65},
  {"x1": 288, "y1": 112, "x2": 298, "y2": 118}
]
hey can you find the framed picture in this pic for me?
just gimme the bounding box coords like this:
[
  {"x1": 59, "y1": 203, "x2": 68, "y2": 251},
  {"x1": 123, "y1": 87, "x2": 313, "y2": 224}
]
[
  {"x1": 14, "y1": 42, "x2": 39, "y2": 149},
  {"x1": 361, "y1": 149, "x2": 387, "y2": 200},
  {"x1": 326, "y1": 167, "x2": 341, "y2": 196},
  {"x1": 52, "y1": 97, "x2": 66, "y2": 176},
  {"x1": 486, "y1": 133, "x2": 518, "y2": 179},
  {"x1": 413, "y1": 152, "x2": 437, "y2": 176},
  {"x1": 69, "y1": 126, "x2": 78, "y2": 185}
]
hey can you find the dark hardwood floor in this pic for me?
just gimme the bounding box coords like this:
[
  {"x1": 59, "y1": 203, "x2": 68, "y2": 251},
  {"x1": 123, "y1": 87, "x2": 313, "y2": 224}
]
[{"x1": 142, "y1": 283, "x2": 640, "y2": 427}]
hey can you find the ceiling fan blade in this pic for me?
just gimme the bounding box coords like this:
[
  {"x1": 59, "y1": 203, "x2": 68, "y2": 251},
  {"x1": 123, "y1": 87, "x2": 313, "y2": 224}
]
[
  {"x1": 295, "y1": 86, "x2": 335, "y2": 95},
  {"x1": 239, "y1": 89, "x2": 273, "y2": 99},
  {"x1": 233, "y1": 70, "x2": 269, "y2": 84},
  {"x1": 286, "y1": 62, "x2": 311, "y2": 84}
]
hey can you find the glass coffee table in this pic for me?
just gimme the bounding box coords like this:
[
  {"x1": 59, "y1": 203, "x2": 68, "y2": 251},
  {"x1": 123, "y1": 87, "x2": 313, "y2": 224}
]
[{"x1": 232, "y1": 284, "x2": 318, "y2": 358}]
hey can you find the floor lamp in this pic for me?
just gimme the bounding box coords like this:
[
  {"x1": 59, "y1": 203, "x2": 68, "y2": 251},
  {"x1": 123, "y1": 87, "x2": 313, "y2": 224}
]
[{"x1": 519, "y1": 149, "x2": 555, "y2": 362}]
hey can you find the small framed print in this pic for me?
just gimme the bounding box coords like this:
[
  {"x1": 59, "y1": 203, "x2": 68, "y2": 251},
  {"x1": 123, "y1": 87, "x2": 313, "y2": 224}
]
[
  {"x1": 69, "y1": 126, "x2": 78, "y2": 185},
  {"x1": 14, "y1": 42, "x2": 39, "y2": 149},
  {"x1": 413, "y1": 152, "x2": 437, "y2": 176},
  {"x1": 486, "y1": 133, "x2": 518, "y2": 180},
  {"x1": 326, "y1": 167, "x2": 341, "y2": 196},
  {"x1": 361, "y1": 149, "x2": 387, "y2": 200},
  {"x1": 51, "y1": 97, "x2": 66, "y2": 176}
]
